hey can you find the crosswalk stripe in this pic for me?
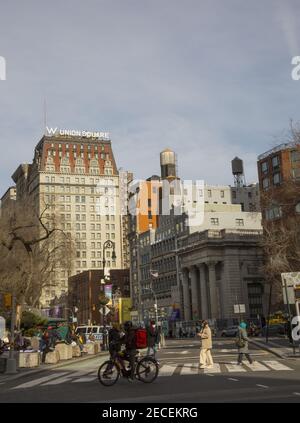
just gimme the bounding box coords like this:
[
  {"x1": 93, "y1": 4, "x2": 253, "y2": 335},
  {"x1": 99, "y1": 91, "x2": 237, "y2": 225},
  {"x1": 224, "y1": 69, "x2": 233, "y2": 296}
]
[
  {"x1": 11, "y1": 372, "x2": 70, "y2": 389},
  {"x1": 72, "y1": 376, "x2": 97, "y2": 383},
  {"x1": 203, "y1": 363, "x2": 221, "y2": 373},
  {"x1": 244, "y1": 362, "x2": 270, "y2": 372},
  {"x1": 262, "y1": 360, "x2": 293, "y2": 371},
  {"x1": 159, "y1": 364, "x2": 177, "y2": 377},
  {"x1": 42, "y1": 375, "x2": 73, "y2": 385},
  {"x1": 180, "y1": 363, "x2": 198, "y2": 375},
  {"x1": 42, "y1": 370, "x2": 95, "y2": 386},
  {"x1": 224, "y1": 362, "x2": 246, "y2": 372}
]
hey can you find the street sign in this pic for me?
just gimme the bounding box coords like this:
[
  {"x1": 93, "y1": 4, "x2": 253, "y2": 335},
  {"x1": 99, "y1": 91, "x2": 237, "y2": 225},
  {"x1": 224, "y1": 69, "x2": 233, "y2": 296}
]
[
  {"x1": 99, "y1": 306, "x2": 110, "y2": 316},
  {"x1": 234, "y1": 304, "x2": 246, "y2": 314}
]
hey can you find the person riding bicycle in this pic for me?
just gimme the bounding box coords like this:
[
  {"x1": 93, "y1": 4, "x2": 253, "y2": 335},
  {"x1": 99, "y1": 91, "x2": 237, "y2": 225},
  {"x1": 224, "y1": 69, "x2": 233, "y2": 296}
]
[
  {"x1": 121, "y1": 320, "x2": 137, "y2": 382},
  {"x1": 108, "y1": 323, "x2": 122, "y2": 359}
]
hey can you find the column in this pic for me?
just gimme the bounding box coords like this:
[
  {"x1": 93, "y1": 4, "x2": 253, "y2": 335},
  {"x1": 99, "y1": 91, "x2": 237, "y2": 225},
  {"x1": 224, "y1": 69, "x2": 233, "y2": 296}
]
[
  {"x1": 198, "y1": 263, "x2": 208, "y2": 320},
  {"x1": 189, "y1": 267, "x2": 200, "y2": 320},
  {"x1": 182, "y1": 268, "x2": 191, "y2": 321},
  {"x1": 208, "y1": 261, "x2": 218, "y2": 319}
]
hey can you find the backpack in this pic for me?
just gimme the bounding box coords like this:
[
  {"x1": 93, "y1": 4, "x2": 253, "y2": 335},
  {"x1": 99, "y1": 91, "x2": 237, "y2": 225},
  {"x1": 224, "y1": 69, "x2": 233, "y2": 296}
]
[{"x1": 135, "y1": 328, "x2": 147, "y2": 349}]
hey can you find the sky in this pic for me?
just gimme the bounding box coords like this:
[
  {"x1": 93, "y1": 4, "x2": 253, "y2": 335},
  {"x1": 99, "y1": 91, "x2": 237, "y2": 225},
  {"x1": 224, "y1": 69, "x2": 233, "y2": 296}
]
[{"x1": 1, "y1": 0, "x2": 300, "y2": 196}]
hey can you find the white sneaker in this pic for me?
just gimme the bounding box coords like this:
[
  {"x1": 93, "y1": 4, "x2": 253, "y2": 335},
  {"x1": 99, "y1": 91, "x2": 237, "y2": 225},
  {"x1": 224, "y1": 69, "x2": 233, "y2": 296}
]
[
  {"x1": 199, "y1": 365, "x2": 207, "y2": 369},
  {"x1": 206, "y1": 365, "x2": 214, "y2": 369}
]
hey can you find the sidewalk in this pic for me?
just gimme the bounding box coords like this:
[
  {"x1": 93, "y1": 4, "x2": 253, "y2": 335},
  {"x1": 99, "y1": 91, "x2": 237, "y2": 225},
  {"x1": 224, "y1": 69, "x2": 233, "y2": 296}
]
[
  {"x1": 250, "y1": 336, "x2": 300, "y2": 359},
  {"x1": 0, "y1": 350, "x2": 108, "y2": 383}
]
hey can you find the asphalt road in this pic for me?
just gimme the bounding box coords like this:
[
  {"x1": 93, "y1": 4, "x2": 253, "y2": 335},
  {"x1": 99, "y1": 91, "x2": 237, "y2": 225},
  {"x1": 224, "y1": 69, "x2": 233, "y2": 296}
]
[{"x1": 0, "y1": 337, "x2": 300, "y2": 403}]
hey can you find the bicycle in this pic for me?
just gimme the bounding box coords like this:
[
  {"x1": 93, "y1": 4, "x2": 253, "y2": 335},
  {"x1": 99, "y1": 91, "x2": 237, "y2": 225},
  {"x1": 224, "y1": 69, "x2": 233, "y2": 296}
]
[{"x1": 97, "y1": 350, "x2": 159, "y2": 386}]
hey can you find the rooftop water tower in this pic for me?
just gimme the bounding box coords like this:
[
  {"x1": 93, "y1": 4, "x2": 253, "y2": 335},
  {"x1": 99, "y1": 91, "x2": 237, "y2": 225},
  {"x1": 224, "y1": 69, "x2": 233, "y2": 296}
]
[
  {"x1": 160, "y1": 148, "x2": 177, "y2": 180},
  {"x1": 231, "y1": 157, "x2": 246, "y2": 187}
]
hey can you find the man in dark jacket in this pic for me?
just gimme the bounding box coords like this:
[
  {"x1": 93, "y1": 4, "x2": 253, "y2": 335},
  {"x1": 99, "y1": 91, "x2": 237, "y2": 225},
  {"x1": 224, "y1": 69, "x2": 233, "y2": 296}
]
[
  {"x1": 146, "y1": 320, "x2": 159, "y2": 358},
  {"x1": 121, "y1": 321, "x2": 136, "y2": 382},
  {"x1": 108, "y1": 323, "x2": 121, "y2": 358}
]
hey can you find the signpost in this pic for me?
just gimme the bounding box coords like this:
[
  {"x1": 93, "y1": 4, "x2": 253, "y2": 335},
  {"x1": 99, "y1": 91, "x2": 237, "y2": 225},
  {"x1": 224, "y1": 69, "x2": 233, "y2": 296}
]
[
  {"x1": 234, "y1": 304, "x2": 246, "y2": 323},
  {"x1": 0, "y1": 316, "x2": 5, "y2": 339}
]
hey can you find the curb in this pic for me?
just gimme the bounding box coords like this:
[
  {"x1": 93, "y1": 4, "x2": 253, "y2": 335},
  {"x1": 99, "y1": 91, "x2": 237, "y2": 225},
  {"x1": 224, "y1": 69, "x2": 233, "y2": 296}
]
[
  {"x1": 0, "y1": 351, "x2": 108, "y2": 383},
  {"x1": 250, "y1": 339, "x2": 286, "y2": 359}
]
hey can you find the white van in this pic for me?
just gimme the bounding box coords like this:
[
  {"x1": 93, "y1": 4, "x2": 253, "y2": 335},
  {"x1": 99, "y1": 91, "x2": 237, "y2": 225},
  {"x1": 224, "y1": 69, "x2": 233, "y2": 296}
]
[{"x1": 75, "y1": 325, "x2": 111, "y2": 342}]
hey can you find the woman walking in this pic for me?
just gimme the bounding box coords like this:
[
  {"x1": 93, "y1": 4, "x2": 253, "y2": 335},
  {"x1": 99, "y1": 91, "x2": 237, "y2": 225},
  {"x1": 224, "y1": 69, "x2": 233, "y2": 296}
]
[
  {"x1": 198, "y1": 320, "x2": 214, "y2": 369},
  {"x1": 236, "y1": 322, "x2": 254, "y2": 365}
]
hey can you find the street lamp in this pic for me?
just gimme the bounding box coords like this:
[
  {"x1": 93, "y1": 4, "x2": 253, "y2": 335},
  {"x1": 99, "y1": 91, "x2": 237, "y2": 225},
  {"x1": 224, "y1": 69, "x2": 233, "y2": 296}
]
[
  {"x1": 143, "y1": 287, "x2": 158, "y2": 326},
  {"x1": 102, "y1": 240, "x2": 116, "y2": 278},
  {"x1": 101, "y1": 239, "x2": 116, "y2": 350}
]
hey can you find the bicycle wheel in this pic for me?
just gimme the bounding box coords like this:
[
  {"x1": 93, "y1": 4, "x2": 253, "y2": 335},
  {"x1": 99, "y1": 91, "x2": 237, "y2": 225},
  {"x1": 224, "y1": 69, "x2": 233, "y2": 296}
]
[
  {"x1": 98, "y1": 360, "x2": 120, "y2": 386},
  {"x1": 136, "y1": 356, "x2": 159, "y2": 383}
]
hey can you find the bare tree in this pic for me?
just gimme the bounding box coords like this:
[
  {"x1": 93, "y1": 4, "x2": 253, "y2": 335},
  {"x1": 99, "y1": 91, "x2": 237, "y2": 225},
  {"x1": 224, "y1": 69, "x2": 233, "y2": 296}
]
[
  {"x1": 0, "y1": 194, "x2": 75, "y2": 309},
  {"x1": 260, "y1": 138, "x2": 300, "y2": 310}
]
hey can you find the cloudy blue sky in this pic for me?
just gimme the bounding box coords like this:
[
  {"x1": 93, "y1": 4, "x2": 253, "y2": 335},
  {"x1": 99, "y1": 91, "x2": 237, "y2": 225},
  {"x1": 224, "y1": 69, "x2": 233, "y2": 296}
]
[{"x1": 0, "y1": 0, "x2": 300, "y2": 196}]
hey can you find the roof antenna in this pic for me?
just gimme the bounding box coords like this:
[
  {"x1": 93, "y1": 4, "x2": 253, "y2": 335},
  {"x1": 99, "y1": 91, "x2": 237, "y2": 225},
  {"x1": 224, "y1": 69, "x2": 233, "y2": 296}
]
[{"x1": 43, "y1": 97, "x2": 47, "y2": 134}]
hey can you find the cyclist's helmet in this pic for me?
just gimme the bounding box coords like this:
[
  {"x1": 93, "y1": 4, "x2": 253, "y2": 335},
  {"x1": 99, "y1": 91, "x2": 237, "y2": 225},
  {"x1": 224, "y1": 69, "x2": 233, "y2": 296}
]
[{"x1": 123, "y1": 321, "x2": 133, "y2": 331}]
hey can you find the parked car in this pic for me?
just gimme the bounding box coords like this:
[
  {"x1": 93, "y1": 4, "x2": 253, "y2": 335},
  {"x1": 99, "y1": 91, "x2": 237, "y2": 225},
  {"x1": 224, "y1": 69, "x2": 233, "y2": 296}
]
[
  {"x1": 221, "y1": 326, "x2": 239, "y2": 337},
  {"x1": 75, "y1": 325, "x2": 112, "y2": 342},
  {"x1": 261, "y1": 324, "x2": 285, "y2": 336}
]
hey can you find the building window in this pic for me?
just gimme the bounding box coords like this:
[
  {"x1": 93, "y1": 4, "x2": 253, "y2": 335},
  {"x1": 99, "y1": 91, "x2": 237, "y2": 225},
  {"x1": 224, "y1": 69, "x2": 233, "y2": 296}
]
[
  {"x1": 262, "y1": 177, "x2": 270, "y2": 190},
  {"x1": 291, "y1": 150, "x2": 300, "y2": 163},
  {"x1": 265, "y1": 205, "x2": 282, "y2": 220},
  {"x1": 220, "y1": 190, "x2": 224, "y2": 198},
  {"x1": 236, "y1": 218, "x2": 244, "y2": 226},
  {"x1": 208, "y1": 190, "x2": 212, "y2": 198},
  {"x1": 292, "y1": 168, "x2": 300, "y2": 180},
  {"x1": 261, "y1": 161, "x2": 268, "y2": 173},
  {"x1": 210, "y1": 218, "x2": 219, "y2": 226},
  {"x1": 272, "y1": 155, "x2": 280, "y2": 169},
  {"x1": 273, "y1": 172, "x2": 281, "y2": 186}
]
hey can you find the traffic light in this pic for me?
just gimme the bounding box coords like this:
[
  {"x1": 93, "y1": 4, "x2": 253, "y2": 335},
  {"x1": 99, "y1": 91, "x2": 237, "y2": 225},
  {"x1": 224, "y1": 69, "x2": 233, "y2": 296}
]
[{"x1": 3, "y1": 293, "x2": 12, "y2": 308}]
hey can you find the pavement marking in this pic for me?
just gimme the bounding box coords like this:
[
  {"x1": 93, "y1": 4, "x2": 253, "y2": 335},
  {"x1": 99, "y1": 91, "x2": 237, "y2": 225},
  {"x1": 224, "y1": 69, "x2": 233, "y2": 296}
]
[
  {"x1": 72, "y1": 376, "x2": 97, "y2": 383},
  {"x1": 256, "y1": 384, "x2": 269, "y2": 389},
  {"x1": 159, "y1": 364, "x2": 177, "y2": 377},
  {"x1": 11, "y1": 372, "x2": 70, "y2": 389},
  {"x1": 42, "y1": 375, "x2": 74, "y2": 385},
  {"x1": 262, "y1": 360, "x2": 293, "y2": 371},
  {"x1": 228, "y1": 378, "x2": 239, "y2": 381},
  {"x1": 180, "y1": 363, "x2": 198, "y2": 375},
  {"x1": 224, "y1": 362, "x2": 246, "y2": 372},
  {"x1": 293, "y1": 392, "x2": 300, "y2": 396},
  {"x1": 203, "y1": 363, "x2": 221, "y2": 374},
  {"x1": 243, "y1": 361, "x2": 270, "y2": 372},
  {"x1": 180, "y1": 351, "x2": 188, "y2": 354}
]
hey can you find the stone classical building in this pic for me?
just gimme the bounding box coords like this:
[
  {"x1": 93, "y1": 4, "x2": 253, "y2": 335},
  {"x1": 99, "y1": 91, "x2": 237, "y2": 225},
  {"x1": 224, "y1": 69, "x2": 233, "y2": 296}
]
[{"x1": 177, "y1": 229, "x2": 267, "y2": 326}]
